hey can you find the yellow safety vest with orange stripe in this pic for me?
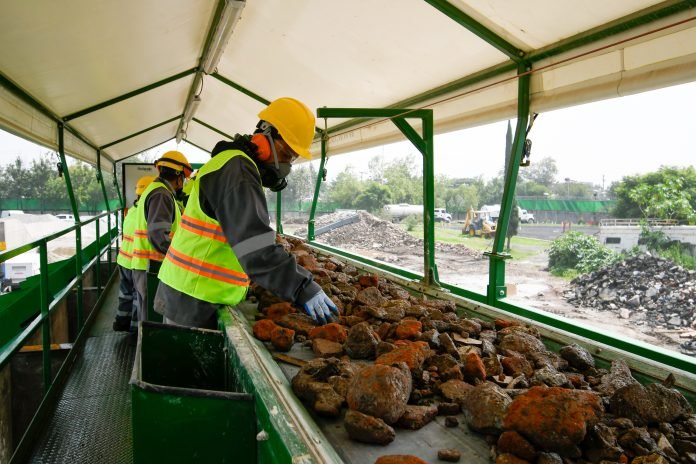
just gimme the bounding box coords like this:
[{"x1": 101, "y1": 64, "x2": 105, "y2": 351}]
[
  {"x1": 158, "y1": 150, "x2": 253, "y2": 306},
  {"x1": 130, "y1": 181, "x2": 182, "y2": 271},
  {"x1": 116, "y1": 205, "x2": 137, "y2": 269}
]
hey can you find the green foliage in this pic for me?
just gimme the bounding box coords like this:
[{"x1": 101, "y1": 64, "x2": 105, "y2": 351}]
[
  {"x1": 639, "y1": 226, "x2": 696, "y2": 269},
  {"x1": 353, "y1": 182, "x2": 392, "y2": 212},
  {"x1": 612, "y1": 166, "x2": 696, "y2": 223},
  {"x1": 404, "y1": 214, "x2": 420, "y2": 232},
  {"x1": 328, "y1": 168, "x2": 362, "y2": 208},
  {"x1": 548, "y1": 231, "x2": 621, "y2": 274},
  {"x1": 518, "y1": 156, "x2": 558, "y2": 187}
]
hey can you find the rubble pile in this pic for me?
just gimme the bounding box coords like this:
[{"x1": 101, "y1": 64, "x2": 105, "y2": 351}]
[
  {"x1": 565, "y1": 254, "x2": 696, "y2": 331},
  {"x1": 299, "y1": 210, "x2": 482, "y2": 258},
  {"x1": 252, "y1": 237, "x2": 696, "y2": 464}
]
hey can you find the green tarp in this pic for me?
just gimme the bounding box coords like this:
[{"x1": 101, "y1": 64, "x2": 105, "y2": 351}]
[{"x1": 518, "y1": 199, "x2": 616, "y2": 213}]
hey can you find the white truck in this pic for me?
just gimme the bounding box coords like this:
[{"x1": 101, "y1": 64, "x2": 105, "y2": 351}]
[
  {"x1": 384, "y1": 204, "x2": 452, "y2": 222},
  {"x1": 480, "y1": 205, "x2": 534, "y2": 223}
]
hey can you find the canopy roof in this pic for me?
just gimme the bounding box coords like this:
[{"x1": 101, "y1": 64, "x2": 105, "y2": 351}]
[{"x1": 1, "y1": 1, "x2": 694, "y2": 172}]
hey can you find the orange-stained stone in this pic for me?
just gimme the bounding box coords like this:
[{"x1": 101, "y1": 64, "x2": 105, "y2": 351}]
[
  {"x1": 309, "y1": 323, "x2": 348, "y2": 344},
  {"x1": 395, "y1": 320, "x2": 422, "y2": 340},
  {"x1": 618, "y1": 454, "x2": 628, "y2": 464},
  {"x1": 270, "y1": 326, "x2": 295, "y2": 352},
  {"x1": 462, "y1": 352, "x2": 486, "y2": 383},
  {"x1": 495, "y1": 319, "x2": 521, "y2": 330},
  {"x1": 297, "y1": 254, "x2": 320, "y2": 271},
  {"x1": 375, "y1": 341, "x2": 429, "y2": 371},
  {"x1": 495, "y1": 454, "x2": 530, "y2": 464},
  {"x1": 374, "y1": 455, "x2": 428, "y2": 464},
  {"x1": 264, "y1": 302, "x2": 293, "y2": 320},
  {"x1": 253, "y1": 319, "x2": 277, "y2": 341},
  {"x1": 359, "y1": 274, "x2": 380, "y2": 287},
  {"x1": 497, "y1": 431, "x2": 536, "y2": 462}
]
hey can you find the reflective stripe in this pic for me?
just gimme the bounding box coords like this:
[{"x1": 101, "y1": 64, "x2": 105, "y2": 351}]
[
  {"x1": 166, "y1": 246, "x2": 249, "y2": 286},
  {"x1": 134, "y1": 229, "x2": 148, "y2": 237},
  {"x1": 132, "y1": 249, "x2": 164, "y2": 261},
  {"x1": 180, "y1": 215, "x2": 226, "y2": 243},
  {"x1": 123, "y1": 235, "x2": 134, "y2": 243},
  {"x1": 232, "y1": 231, "x2": 276, "y2": 258},
  {"x1": 149, "y1": 221, "x2": 173, "y2": 231},
  {"x1": 119, "y1": 249, "x2": 133, "y2": 259}
]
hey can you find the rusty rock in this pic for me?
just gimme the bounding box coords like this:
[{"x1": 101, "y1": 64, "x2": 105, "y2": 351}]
[
  {"x1": 530, "y1": 367, "x2": 568, "y2": 388},
  {"x1": 461, "y1": 382, "x2": 512, "y2": 434},
  {"x1": 445, "y1": 416, "x2": 459, "y2": 427},
  {"x1": 312, "y1": 338, "x2": 344, "y2": 358},
  {"x1": 462, "y1": 352, "x2": 486, "y2": 383},
  {"x1": 503, "y1": 386, "x2": 603, "y2": 455},
  {"x1": 437, "y1": 402, "x2": 461, "y2": 416},
  {"x1": 355, "y1": 286, "x2": 387, "y2": 307},
  {"x1": 344, "y1": 410, "x2": 395, "y2": 445},
  {"x1": 291, "y1": 375, "x2": 343, "y2": 417},
  {"x1": 359, "y1": 274, "x2": 380, "y2": 287},
  {"x1": 395, "y1": 320, "x2": 422, "y2": 340},
  {"x1": 596, "y1": 359, "x2": 638, "y2": 397},
  {"x1": 375, "y1": 341, "x2": 430, "y2": 372},
  {"x1": 497, "y1": 431, "x2": 537, "y2": 462},
  {"x1": 347, "y1": 363, "x2": 412, "y2": 424},
  {"x1": 374, "y1": 455, "x2": 428, "y2": 464},
  {"x1": 253, "y1": 319, "x2": 277, "y2": 341},
  {"x1": 344, "y1": 321, "x2": 380, "y2": 359},
  {"x1": 583, "y1": 422, "x2": 623, "y2": 463},
  {"x1": 559, "y1": 343, "x2": 595, "y2": 371},
  {"x1": 483, "y1": 355, "x2": 503, "y2": 378},
  {"x1": 276, "y1": 313, "x2": 317, "y2": 336},
  {"x1": 499, "y1": 332, "x2": 546, "y2": 355},
  {"x1": 395, "y1": 404, "x2": 438, "y2": 430},
  {"x1": 439, "y1": 332, "x2": 459, "y2": 357},
  {"x1": 528, "y1": 351, "x2": 568, "y2": 371},
  {"x1": 535, "y1": 453, "x2": 563, "y2": 464},
  {"x1": 495, "y1": 454, "x2": 530, "y2": 464},
  {"x1": 437, "y1": 448, "x2": 461, "y2": 462},
  {"x1": 309, "y1": 322, "x2": 348, "y2": 344},
  {"x1": 609, "y1": 382, "x2": 693, "y2": 426},
  {"x1": 438, "y1": 379, "x2": 474, "y2": 404},
  {"x1": 270, "y1": 326, "x2": 295, "y2": 352},
  {"x1": 618, "y1": 427, "x2": 659, "y2": 456},
  {"x1": 264, "y1": 302, "x2": 294, "y2": 320}
]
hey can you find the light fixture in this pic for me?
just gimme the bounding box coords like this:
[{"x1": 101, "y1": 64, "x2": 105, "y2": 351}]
[
  {"x1": 176, "y1": 129, "x2": 185, "y2": 144},
  {"x1": 182, "y1": 95, "x2": 201, "y2": 125},
  {"x1": 200, "y1": 0, "x2": 246, "y2": 74}
]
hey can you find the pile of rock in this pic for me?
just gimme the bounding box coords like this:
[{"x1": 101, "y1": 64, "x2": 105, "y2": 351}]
[
  {"x1": 565, "y1": 254, "x2": 696, "y2": 331},
  {"x1": 298, "y1": 210, "x2": 482, "y2": 258},
  {"x1": 252, "y1": 237, "x2": 696, "y2": 464}
]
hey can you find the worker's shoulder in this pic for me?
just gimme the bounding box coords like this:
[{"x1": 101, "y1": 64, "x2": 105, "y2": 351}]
[{"x1": 204, "y1": 153, "x2": 259, "y2": 182}]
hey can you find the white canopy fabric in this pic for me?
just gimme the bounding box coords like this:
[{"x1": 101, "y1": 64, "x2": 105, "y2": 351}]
[{"x1": 0, "y1": 0, "x2": 694, "y2": 170}]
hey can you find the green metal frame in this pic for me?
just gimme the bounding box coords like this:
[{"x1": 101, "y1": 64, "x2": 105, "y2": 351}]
[
  {"x1": 314, "y1": 107, "x2": 439, "y2": 286},
  {"x1": 424, "y1": 0, "x2": 525, "y2": 61},
  {"x1": 183, "y1": 138, "x2": 212, "y2": 155},
  {"x1": 100, "y1": 115, "x2": 183, "y2": 150},
  {"x1": 192, "y1": 118, "x2": 235, "y2": 140},
  {"x1": 211, "y1": 73, "x2": 270, "y2": 105}
]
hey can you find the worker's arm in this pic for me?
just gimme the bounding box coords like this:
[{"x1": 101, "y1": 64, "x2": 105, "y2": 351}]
[
  {"x1": 200, "y1": 156, "x2": 321, "y2": 305},
  {"x1": 144, "y1": 187, "x2": 176, "y2": 255}
]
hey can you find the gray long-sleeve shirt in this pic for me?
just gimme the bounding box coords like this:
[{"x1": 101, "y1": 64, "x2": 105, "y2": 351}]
[
  {"x1": 144, "y1": 178, "x2": 178, "y2": 256},
  {"x1": 154, "y1": 150, "x2": 321, "y2": 327}
]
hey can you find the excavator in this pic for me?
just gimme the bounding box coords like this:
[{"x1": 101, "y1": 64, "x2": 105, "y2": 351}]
[{"x1": 462, "y1": 207, "x2": 496, "y2": 238}]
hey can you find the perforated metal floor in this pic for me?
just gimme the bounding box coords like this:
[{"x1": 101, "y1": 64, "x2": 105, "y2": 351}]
[{"x1": 29, "y1": 282, "x2": 135, "y2": 464}]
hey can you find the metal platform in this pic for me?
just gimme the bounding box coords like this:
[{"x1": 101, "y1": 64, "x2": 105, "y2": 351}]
[{"x1": 28, "y1": 283, "x2": 135, "y2": 464}]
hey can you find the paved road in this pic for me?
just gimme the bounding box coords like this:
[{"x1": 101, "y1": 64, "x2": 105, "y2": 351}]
[{"x1": 442, "y1": 222, "x2": 599, "y2": 241}]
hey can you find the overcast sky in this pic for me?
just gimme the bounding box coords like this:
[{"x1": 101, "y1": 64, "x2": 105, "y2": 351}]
[{"x1": 1, "y1": 81, "x2": 694, "y2": 188}]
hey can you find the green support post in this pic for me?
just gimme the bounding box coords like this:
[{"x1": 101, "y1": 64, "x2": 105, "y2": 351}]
[
  {"x1": 58, "y1": 123, "x2": 84, "y2": 329},
  {"x1": 316, "y1": 107, "x2": 439, "y2": 286},
  {"x1": 485, "y1": 63, "x2": 531, "y2": 304},
  {"x1": 307, "y1": 131, "x2": 328, "y2": 241},
  {"x1": 39, "y1": 241, "x2": 51, "y2": 392},
  {"x1": 113, "y1": 163, "x2": 124, "y2": 256},
  {"x1": 275, "y1": 191, "x2": 283, "y2": 234},
  {"x1": 97, "y1": 149, "x2": 112, "y2": 277},
  {"x1": 95, "y1": 218, "x2": 101, "y2": 295}
]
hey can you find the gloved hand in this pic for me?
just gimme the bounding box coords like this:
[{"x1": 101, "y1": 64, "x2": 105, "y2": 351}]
[{"x1": 303, "y1": 290, "x2": 339, "y2": 325}]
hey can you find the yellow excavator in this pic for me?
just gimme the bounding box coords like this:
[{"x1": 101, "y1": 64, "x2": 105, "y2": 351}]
[{"x1": 462, "y1": 208, "x2": 496, "y2": 238}]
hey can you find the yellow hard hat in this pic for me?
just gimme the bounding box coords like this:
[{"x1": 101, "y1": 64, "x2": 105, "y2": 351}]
[
  {"x1": 155, "y1": 151, "x2": 193, "y2": 178},
  {"x1": 135, "y1": 176, "x2": 154, "y2": 196},
  {"x1": 258, "y1": 98, "x2": 315, "y2": 160}
]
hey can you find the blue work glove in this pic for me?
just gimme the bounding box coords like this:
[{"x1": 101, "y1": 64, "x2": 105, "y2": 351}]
[{"x1": 303, "y1": 290, "x2": 339, "y2": 325}]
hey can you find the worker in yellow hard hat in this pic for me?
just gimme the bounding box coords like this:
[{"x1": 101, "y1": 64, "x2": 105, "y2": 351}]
[
  {"x1": 154, "y1": 97, "x2": 338, "y2": 329},
  {"x1": 131, "y1": 151, "x2": 192, "y2": 327},
  {"x1": 113, "y1": 175, "x2": 153, "y2": 332}
]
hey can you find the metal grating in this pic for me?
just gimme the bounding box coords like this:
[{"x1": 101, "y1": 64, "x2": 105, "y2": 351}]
[{"x1": 29, "y1": 332, "x2": 135, "y2": 464}]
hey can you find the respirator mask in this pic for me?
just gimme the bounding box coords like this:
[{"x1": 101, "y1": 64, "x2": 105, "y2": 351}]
[{"x1": 251, "y1": 121, "x2": 292, "y2": 192}]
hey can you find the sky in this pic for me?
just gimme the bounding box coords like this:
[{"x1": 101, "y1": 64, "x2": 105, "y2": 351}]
[{"x1": 0, "y1": 81, "x2": 694, "y2": 188}]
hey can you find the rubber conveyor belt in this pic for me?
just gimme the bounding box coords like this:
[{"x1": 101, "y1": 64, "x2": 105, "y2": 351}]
[{"x1": 29, "y1": 282, "x2": 134, "y2": 464}]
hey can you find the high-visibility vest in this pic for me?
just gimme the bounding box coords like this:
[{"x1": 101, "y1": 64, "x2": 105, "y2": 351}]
[
  {"x1": 116, "y1": 205, "x2": 137, "y2": 269},
  {"x1": 131, "y1": 180, "x2": 181, "y2": 271},
  {"x1": 158, "y1": 150, "x2": 255, "y2": 306}
]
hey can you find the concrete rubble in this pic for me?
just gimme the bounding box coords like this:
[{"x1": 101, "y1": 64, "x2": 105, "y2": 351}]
[{"x1": 250, "y1": 236, "x2": 696, "y2": 464}]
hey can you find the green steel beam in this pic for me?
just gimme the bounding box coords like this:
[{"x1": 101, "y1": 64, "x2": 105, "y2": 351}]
[
  {"x1": 275, "y1": 191, "x2": 283, "y2": 235},
  {"x1": 39, "y1": 241, "x2": 51, "y2": 392},
  {"x1": 485, "y1": 63, "x2": 530, "y2": 304},
  {"x1": 117, "y1": 136, "x2": 175, "y2": 162},
  {"x1": 324, "y1": 0, "x2": 694, "y2": 138},
  {"x1": 183, "y1": 138, "x2": 212, "y2": 154},
  {"x1": 211, "y1": 73, "x2": 271, "y2": 106},
  {"x1": 192, "y1": 118, "x2": 235, "y2": 140},
  {"x1": 113, "y1": 162, "x2": 124, "y2": 210},
  {"x1": 62, "y1": 68, "x2": 198, "y2": 121},
  {"x1": 58, "y1": 123, "x2": 84, "y2": 329},
  {"x1": 316, "y1": 107, "x2": 439, "y2": 285},
  {"x1": 307, "y1": 132, "x2": 328, "y2": 241},
  {"x1": 424, "y1": 0, "x2": 525, "y2": 61},
  {"x1": 100, "y1": 115, "x2": 182, "y2": 150}
]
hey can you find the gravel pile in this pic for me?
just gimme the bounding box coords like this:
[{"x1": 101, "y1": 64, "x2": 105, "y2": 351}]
[
  {"x1": 565, "y1": 254, "x2": 696, "y2": 330},
  {"x1": 299, "y1": 210, "x2": 482, "y2": 259}
]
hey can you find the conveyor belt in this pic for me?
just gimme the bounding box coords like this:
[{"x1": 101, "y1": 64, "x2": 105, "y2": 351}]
[{"x1": 29, "y1": 282, "x2": 134, "y2": 464}]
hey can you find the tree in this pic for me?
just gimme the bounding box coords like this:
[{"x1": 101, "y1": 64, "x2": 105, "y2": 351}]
[
  {"x1": 612, "y1": 166, "x2": 696, "y2": 223},
  {"x1": 353, "y1": 182, "x2": 391, "y2": 212},
  {"x1": 444, "y1": 184, "x2": 480, "y2": 215},
  {"x1": 519, "y1": 156, "x2": 558, "y2": 187},
  {"x1": 506, "y1": 199, "x2": 520, "y2": 251},
  {"x1": 284, "y1": 164, "x2": 318, "y2": 210},
  {"x1": 328, "y1": 167, "x2": 362, "y2": 209},
  {"x1": 382, "y1": 155, "x2": 421, "y2": 204}
]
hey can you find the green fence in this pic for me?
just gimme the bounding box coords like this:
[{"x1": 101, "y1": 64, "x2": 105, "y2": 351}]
[
  {"x1": 518, "y1": 199, "x2": 616, "y2": 213},
  {"x1": 0, "y1": 198, "x2": 121, "y2": 213}
]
